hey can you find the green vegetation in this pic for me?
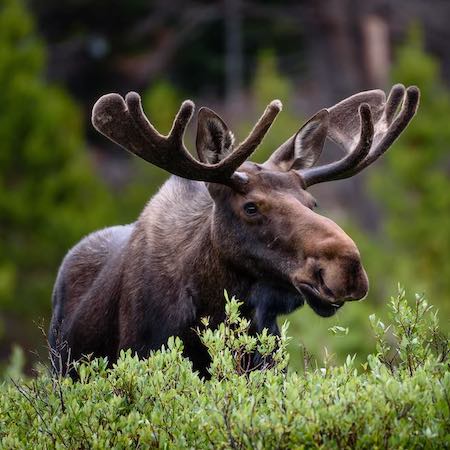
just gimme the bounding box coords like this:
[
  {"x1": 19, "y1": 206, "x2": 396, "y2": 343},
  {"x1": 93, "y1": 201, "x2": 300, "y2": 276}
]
[
  {"x1": 240, "y1": 49, "x2": 302, "y2": 163},
  {"x1": 0, "y1": 0, "x2": 115, "y2": 338},
  {"x1": 0, "y1": 0, "x2": 448, "y2": 386},
  {"x1": 0, "y1": 2, "x2": 448, "y2": 445},
  {"x1": 0, "y1": 0, "x2": 172, "y2": 360},
  {"x1": 370, "y1": 25, "x2": 450, "y2": 314},
  {"x1": 1, "y1": 289, "x2": 448, "y2": 448},
  {"x1": 281, "y1": 27, "x2": 450, "y2": 367}
]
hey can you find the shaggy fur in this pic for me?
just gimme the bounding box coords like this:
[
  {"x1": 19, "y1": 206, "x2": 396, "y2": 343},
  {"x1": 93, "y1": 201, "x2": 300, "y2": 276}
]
[
  {"x1": 49, "y1": 170, "x2": 365, "y2": 377},
  {"x1": 49, "y1": 85, "x2": 419, "y2": 377}
]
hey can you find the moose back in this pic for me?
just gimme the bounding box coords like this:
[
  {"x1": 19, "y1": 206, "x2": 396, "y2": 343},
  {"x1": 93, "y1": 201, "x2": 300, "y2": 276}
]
[{"x1": 49, "y1": 85, "x2": 419, "y2": 376}]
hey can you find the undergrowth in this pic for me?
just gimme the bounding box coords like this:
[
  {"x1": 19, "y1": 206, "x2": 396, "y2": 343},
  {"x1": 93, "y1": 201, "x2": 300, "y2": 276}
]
[{"x1": 0, "y1": 287, "x2": 448, "y2": 449}]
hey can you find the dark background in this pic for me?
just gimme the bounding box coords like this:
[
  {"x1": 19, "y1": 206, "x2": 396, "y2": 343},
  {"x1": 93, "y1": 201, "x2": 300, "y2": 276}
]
[{"x1": 1, "y1": 0, "x2": 449, "y2": 374}]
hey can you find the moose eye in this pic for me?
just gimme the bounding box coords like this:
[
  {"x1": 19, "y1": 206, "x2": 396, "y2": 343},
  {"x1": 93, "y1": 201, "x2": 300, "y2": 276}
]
[{"x1": 243, "y1": 202, "x2": 258, "y2": 216}]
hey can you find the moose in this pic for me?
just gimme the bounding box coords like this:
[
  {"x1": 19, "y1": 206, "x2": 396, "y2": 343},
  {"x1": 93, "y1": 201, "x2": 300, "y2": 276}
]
[{"x1": 49, "y1": 84, "x2": 419, "y2": 376}]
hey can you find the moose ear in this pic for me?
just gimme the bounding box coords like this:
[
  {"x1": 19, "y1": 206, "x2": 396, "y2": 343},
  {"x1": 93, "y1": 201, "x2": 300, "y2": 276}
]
[
  {"x1": 196, "y1": 107, "x2": 235, "y2": 164},
  {"x1": 265, "y1": 109, "x2": 329, "y2": 171}
]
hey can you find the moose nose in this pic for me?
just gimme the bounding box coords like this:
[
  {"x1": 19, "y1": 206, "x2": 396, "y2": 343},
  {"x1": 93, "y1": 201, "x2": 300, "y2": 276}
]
[
  {"x1": 317, "y1": 254, "x2": 369, "y2": 303},
  {"x1": 346, "y1": 264, "x2": 369, "y2": 301}
]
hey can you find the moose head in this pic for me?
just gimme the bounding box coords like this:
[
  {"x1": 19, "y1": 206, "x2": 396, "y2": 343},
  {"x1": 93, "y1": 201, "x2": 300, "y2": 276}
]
[{"x1": 92, "y1": 84, "x2": 419, "y2": 318}]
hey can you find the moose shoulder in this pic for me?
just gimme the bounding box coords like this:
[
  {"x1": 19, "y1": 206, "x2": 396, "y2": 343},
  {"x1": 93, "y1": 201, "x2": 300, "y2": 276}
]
[{"x1": 49, "y1": 85, "x2": 420, "y2": 377}]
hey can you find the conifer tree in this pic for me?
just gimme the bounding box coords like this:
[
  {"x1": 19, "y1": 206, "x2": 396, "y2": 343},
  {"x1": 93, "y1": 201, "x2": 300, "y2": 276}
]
[{"x1": 0, "y1": 0, "x2": 114, "y2": 344}]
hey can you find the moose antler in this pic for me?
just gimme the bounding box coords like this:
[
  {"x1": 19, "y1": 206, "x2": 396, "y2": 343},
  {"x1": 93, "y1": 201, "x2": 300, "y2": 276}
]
[
  {"x1": 92, "y1": 92, "x2": 281, "y2": 186},
  {"x1": 300, "y1": 84, "x2": 420, "y2": 186}
]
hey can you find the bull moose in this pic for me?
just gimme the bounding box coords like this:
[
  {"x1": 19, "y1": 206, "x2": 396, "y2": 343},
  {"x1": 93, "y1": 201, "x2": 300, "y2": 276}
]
[{"x1": 49, "y1": 84, "x2": 419, "y2": 376}]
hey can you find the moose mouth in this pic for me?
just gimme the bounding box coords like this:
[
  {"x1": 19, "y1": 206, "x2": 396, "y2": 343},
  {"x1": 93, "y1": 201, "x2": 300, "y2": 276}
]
[{"x1": 296, "y1": 283, "x2": 344, "y2": 317}]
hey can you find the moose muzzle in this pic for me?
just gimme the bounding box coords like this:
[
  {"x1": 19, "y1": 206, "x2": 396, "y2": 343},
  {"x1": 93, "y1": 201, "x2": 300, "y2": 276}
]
[
  {"x1": 288, "y1": 212, "x2": 369, "y2": 316},
  {"x1": 292, "y1": 252, "x2": 369, "y2": 317}
]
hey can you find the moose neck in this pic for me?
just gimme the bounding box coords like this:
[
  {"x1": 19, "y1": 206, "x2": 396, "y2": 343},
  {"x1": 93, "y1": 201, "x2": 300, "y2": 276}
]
[{"x1": 138, "y1": 176, "x2": 253, "y2": 324}]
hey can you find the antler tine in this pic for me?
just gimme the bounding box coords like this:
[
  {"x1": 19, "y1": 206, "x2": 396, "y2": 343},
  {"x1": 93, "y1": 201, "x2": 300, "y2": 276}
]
[
  {"x1": 92, "y1": 92, "x2": 158, "y2": 160},
  {"x1": 211, "y1": 100, "x2": 283, "y2": 178},
  {"x1": 385, "y1": 83, "x2": 406, "y2": 125},
  {"x1": 125, "y1": 91, "x2": 166, "y2": 142},
  {"x1": 169, "y1": 99, "x2": 196, "y2": 141},
  {"x1": 126, "y1": 92, "x2": 196, "y2": 145},
  {"x1": 125, "y1": 92, "x2": 199, "y2": 172},
  {"x1": 301, "y1": 103, "x2": 374, "y2": 186},
  {"x1": 334, "y1": 85, "x2": 420, "y2": 180},
  {"x1": 92, "y1": 92, "x2": 281, "y2": 185},
  {"x1": 236, "y1": 100, "x2": 283, "y2": 154},
  {"x1": 299, "y1": 85, "x2": 420, "y2": 186},
  {"x1": 94, "y1": 92, "x2": 199, "y2": 178}
]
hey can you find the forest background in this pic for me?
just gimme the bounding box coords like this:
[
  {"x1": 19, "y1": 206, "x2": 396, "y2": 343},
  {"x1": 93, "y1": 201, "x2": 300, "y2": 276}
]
[{"x1": 0, "y1": 0, "x2": 449, "y2": 374}]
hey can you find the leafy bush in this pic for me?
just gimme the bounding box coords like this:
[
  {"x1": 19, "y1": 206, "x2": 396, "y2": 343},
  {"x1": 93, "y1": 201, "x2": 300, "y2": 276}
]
[{"x1": 1, "y1": 289, "x2": 448, "y2": 448}]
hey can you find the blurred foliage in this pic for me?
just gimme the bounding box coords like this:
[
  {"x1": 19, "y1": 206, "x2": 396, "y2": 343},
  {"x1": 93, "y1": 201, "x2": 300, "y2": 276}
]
[
  {"x1": 240, "y1": 49, "x2": 300, "y2": 163},
  {"x1": 369, "y1": 25, "x2": 450, "y2": 314},
  {"x1": 0, "y1": 0, "x2": 448, "y2": 378},
  {"x1": 0, "y1": 0, "x2": 116, "y2": 338},
  {"x1": 1, "y1": 344, "x2": 24, "y2": 380},
  {"x1": 256, "y1": 29, "x2": 450, "y2": 369},
  {"x1": 143, "y1": 80, "x2": 182, "y2": 134},
  {"x1": 1, "y1": 290, "x2": 448, "y2": 448}
]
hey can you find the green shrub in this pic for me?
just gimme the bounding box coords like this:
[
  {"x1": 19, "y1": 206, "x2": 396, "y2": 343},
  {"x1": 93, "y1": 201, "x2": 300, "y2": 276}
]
[{"x1": 1, "y1": 288, "x2": 448, "y2": 448}]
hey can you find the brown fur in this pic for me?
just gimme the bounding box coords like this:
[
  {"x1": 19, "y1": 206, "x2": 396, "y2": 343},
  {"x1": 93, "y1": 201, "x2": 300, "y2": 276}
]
[
  {"x1": 49, "y1": 168, "x2": 367, "y2": 377},
  {"x1": 49, "y1": 86, "x2": 419, "y2": 377}
]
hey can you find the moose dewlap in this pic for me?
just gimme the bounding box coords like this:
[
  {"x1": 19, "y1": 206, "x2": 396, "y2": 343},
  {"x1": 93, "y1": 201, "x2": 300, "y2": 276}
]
[{"x1": 49, "y1": 85, "x2": 420, "y2": 377}]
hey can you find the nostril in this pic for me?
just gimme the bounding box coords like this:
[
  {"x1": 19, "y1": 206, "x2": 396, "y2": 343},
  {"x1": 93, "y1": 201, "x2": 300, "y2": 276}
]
[
  {"x1": 348, "y1": 271, "x2": 369, "y2": 301},
  {"x1": 316, "y1": 268, "x2": 335, "y2": 298},
  {"x1": 347, "y1": 290, "x2": 368, "y2": 302},
  {"x1": 315, "y1": 268, "x2": 324, "y2": 285}
]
